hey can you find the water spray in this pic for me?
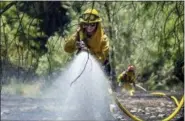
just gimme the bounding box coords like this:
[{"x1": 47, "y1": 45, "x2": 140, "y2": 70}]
[
  {"x1": 70, "y1": 50, "x2": 90, "y2": 87},
  {"x1": 59, "y1": 48, "x2": 115, "y2": 120}
]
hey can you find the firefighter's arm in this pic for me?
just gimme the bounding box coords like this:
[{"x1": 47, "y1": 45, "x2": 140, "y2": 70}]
[
  {"x1": 95, "y1": 35, "x2": 109, "y2": 63},
  {"x1": 64, "y1": 33, "x2": 78, "y2": 53},
  {"x1": 117, "y1": 73, "x2": 123, "y2": 83}
]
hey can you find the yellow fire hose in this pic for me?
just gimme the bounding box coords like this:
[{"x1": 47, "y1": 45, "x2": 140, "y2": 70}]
[
  {"x1": 151, "y1": 92, "x2": 180, "y2": 107},
  {"x1": 171, "y1": 96, "x2": 180, "y2": 107},
  {"x1": 111, "y1": 89, "x2": 184, "y2": 121},
  {"x1": 162, "y1": 96, "x2": 184, "y2": 121}
]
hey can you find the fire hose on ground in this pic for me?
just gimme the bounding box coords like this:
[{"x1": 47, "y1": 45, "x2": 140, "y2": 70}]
[{"x1": 109, "y1": 85, "x2": 184, "y2": 121}]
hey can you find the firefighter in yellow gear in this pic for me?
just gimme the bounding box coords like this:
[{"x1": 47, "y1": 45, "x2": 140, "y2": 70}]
[
  {"x1": 64, "y1": 9, "x2": 109, "y2": 63},
  {"x1": 64, "y1": 9, "x2": 117, "y2": 114},
  {"x1": 64, "y1": 8, "x2": 111, "y2": 77},
  {"x1": 117, "y1": 65, "x2": 136, "y2": 95}
]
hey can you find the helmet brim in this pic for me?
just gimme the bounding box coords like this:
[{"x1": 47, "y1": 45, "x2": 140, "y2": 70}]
[{"x1": 79, "y1": 18, "x2": 102, "y2": 23}]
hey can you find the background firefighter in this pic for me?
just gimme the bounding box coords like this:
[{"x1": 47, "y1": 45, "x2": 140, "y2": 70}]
[{"x1": 117, "y1": 65, "x2": 136, "y2": 95}]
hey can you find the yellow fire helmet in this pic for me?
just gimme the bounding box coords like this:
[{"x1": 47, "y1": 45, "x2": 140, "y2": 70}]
[{"x1": 79, "y1": 8, "x2": 102, "y2": 23}]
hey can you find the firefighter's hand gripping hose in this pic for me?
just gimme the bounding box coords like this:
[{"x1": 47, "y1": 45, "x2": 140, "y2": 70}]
[{"x1": 110, "y1": 84, "x2": 184, "y2": 121}]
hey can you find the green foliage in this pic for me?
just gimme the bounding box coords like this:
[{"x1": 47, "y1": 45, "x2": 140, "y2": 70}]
[
  {"x1": 92, "y1": 1, "x2": 184, "y2": 90},
  {"x1": 1, "y1": 1, "x2": 184, "y2": 91},
  {"x1": 36, "y1": 34, "x2": 70, "y2": 76},
  {"x1": 1, "y1": 1, "x2": 73, "y2": 81}
]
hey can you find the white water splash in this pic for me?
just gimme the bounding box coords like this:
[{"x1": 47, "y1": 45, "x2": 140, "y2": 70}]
[{"x1": 44, "y1": 51, "x2": 115, "y2": 120}]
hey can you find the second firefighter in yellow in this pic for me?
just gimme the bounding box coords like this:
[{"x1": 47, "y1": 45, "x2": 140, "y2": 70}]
[{"x1": 117, "y1": 65, "x2": 136, "y2": 95}]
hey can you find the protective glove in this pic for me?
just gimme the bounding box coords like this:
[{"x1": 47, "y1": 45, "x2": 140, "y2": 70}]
[{"x1": 76, "y1": 40, "x2": 88, "y2": 51}]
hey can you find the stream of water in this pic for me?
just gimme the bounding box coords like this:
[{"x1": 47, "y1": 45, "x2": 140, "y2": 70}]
[{"x1": 44, "y1": 51, "x2": 115, "y2": 120}]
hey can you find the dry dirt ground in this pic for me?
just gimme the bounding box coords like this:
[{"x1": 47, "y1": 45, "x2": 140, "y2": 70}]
[
  {"x1": 1, "y1": 90, "x2": 184, "y2": 121},
  {"x1": 114, "y1": 90, "x2": 184, "y2": 121}
]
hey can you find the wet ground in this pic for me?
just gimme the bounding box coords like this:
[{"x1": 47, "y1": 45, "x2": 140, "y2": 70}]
[
  {"x1": 1, "y1": 94, "x2": 65, "y2": 120},
  {"x1": 1, "y1": 91, "x2": 184, "y2": 121}
]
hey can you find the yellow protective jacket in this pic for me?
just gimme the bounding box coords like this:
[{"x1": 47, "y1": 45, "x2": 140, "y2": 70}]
[
  {"x1": 117, "y1": 71, "x2": 135, "y2": 83},
  {"x1": 64, "y1": 23, "x2": 109, "y2": 63}
]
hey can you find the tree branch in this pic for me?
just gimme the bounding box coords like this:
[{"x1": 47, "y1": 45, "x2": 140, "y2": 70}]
[{"x1": 0, "y1": 1, "x2": 17, "y2": 16}]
